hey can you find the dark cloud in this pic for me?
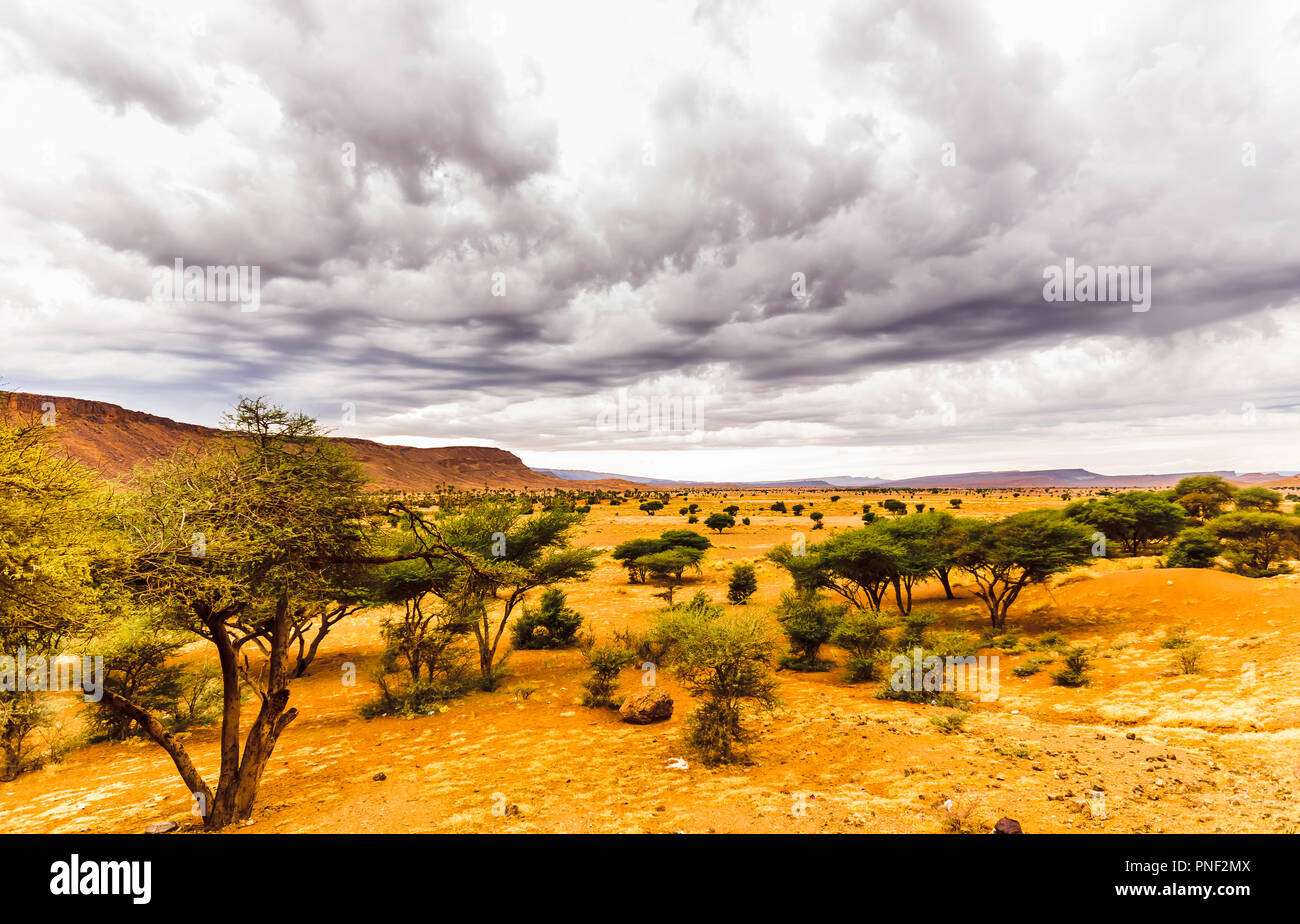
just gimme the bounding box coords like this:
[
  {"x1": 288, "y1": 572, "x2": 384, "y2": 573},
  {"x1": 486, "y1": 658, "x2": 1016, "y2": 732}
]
[{"x1": 1, "y1": 0, "x2": 1298, "y2": 475}]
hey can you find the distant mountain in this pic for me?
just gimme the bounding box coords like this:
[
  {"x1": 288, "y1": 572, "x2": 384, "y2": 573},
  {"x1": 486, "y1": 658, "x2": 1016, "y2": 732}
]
[
  {"x1": 7, "y1": 392, "x2": 1285, "y2": 493},
  {"x1": 873, "y1": 468, "x2": 1284, "y2": 488},
  {"x1": 533, "y1": 465, "x2": 1287, "y2": 490},
  {"x1": 532, "y1": 468, "x2": 691, "y2": 486},
  {"x1": 1, "y1": 392, "x2": 606, "y2": 491},
  {"x1": 534, "y1": 469, "x2": 887, "y2": 488}
]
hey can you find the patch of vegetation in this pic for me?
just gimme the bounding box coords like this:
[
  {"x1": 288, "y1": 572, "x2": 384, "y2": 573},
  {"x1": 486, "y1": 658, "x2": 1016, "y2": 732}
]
[
  {"x1": 1049, "y1": 647, "x2": 1094, "y2": 687},
  {"x1": 1013, "y1": 655, "x2": 1052, "y2": 677},
  {"x1": 651, "y1": 605, "x2": 779, "y2": 765},
  {"x1": 832, "y1": 611, "x2": 892, "y2": 682},
  {"x1": 727, "y1": 562, "x2": 758, "y2": 605},
  {"x1": 1027, "y1": 632, "x2": 1066, "y2": 652},
  {"x1": 775, "y1": 590, "x2": 845, "y2": 672},
  {"x1": 509, "y1": 587, "x2": 584, "y2": 650},
  {"x1": 1159, "y1": 623, "x2": 1193, "y2": 650},
  {"x1": 1173, "y1": 641, "x2": 1207, "y2": 675},
  {"x1": 580, "y1": 644, "x2": 637, "y2": 708},
  {"x1": 929, "y1": 713, "x2": 967, "y2": 734}
]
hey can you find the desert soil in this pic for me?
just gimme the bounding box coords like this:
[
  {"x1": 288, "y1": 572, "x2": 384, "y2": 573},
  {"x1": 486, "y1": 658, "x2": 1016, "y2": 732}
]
[{"x1": 2, "y1": 491, "x2": 1298, "y2": 834}]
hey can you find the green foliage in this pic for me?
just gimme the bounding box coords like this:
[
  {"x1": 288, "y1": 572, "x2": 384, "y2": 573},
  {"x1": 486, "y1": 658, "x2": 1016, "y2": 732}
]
[
  {"x1": 1163, "y1": 527, "x2": 1220, "y2": 569},
  {"x1": 580, "y1": 644, "x2": 636, "y2": 708},
  {"x1": 1234, "y1": 487, "x2": 1282, "y2": 511},
  {"x1": 1064, "y1": 491, "x2": 1188, "y2": 555},
  {"x1": 929, "y1": 713, "x2": 967, "y2": 734},
  {"x1": 705, "y1": 512, "x2": 735, "y2": 533},
  {"x1": 954, "y1": 510, "x2": 1092, "y2": 629},
  {"x1": 831, "y1": 611, "x2": 892, "y2": 681},
  {"x1": 1170, "y1": 475, "x2": 1235, "y2": 520},
  {"x1": 1012, "y1": 655, "x2": 1051, "y2": 677},
  {"x1": 611, "y1": 530, "x2": 711, "y2": 583},
  {"x1": 775, "y1": 590, "x2": 845, "y2": 671},
  {"x1": 1173, "y1": 641, "x2": 1207, "y2": 674},
  {"x1": 0, "y1": 411, "x2": 108, "y2": 779},
  {"x1": 88, "y1": 617, "x2": 189, "y2": 741},
  {"x1": 510, "y1": 588, "x2": 583, "y2": 650},
  {"x1": 1159, "y1": 623, "x2": 1193, "y2": 649},
  {"x1": 1207, "y1": 510, "x2": 1300, "y2": 576},
  {"x1": 727, "y1": 563, "x2": 758, "y2": 605},
  {"x1": 650, "y1": 607, "x2": 779, "y2": 765},
  {"x1": 1050, "y1": 648, "x2": 1094, "y2": 687}
]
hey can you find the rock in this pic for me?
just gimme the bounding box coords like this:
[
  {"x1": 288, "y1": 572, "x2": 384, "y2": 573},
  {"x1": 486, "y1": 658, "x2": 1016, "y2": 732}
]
[
  {"x1": 993, "y1": 817, "x2": 1023, "y2": 834},
  {"x1": 144, "y1": 821, "x2": 178, "y2": 835},
  {"x1": 620, "y1": 687, "x2": 674, "y2": 724},
  {"x1": 372, "y1": 772, "x2": 387, "y2": 781}
]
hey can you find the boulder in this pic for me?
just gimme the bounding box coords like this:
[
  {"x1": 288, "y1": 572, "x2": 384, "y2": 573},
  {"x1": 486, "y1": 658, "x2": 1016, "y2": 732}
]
[
  {"x1": 992, "y1": 817, "x2": 1023, "y2": 834},
  {"x1": 144, "y1": 821, "x2": 178, "y2": 835},
  {"x1": 620, "y1": 687, "x2": 673, "y2": 724}
]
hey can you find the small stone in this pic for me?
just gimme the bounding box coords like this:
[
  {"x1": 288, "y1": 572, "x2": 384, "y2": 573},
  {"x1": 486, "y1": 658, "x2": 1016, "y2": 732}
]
[
  {"x1": 373, "y1": 772, "x2": 387, "y2": 781},
  {"x1": 144, "y1": 821, "x2": 178, "y2": 835}
]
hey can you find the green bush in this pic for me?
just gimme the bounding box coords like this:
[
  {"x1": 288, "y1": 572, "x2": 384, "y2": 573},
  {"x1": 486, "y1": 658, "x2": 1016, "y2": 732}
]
[
  {"x1": 510, "y1": 588, "x2": 583, "y2": 650},
  {"x1": 1012, "y1": 655, "x2": 1051, "y2": 677},
  {"x1": 580, "y1": 644, "x2": 637, "y2": 708},
  {"x1": 929, "y1": 713, "x2": 967, "y2": 734},
  {"x1": 1163, "y1": 527, "x2": 1219, "y2": 569},
  {"x1": 832, "y1": 611, "x2": 892, "y2": 682},
  {"x1": 775, "y1": 590, "x2": 845, "y2": 671},
  {"x1": 727, "y1": 563, "x2": 758, "y2": 605},
  {"x1": 651, "y1": 607, "x2": 779, "y2": 765},
  {"x1": 1050, "y1": 648, "x2": 1094, "y2": 687},
  {"x1": 1173, "y1": 641, "x2": 1207, "y2": 674}
]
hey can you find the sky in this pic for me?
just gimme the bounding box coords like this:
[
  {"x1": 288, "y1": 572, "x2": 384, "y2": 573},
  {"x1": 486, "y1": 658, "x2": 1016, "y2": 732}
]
[{"x1": 1, "y1": 0, "x2": 1298, "y2": 481}]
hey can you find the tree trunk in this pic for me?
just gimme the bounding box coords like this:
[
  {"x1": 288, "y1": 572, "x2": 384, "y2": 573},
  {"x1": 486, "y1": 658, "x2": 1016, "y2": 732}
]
[{"x1": 935, "y1": 568, "x2": 955, "y2": 599}]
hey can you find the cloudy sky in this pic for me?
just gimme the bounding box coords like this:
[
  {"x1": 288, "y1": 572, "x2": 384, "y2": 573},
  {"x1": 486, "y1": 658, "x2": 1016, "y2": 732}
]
[{"x1": 2, "y1": 0, "x2": 1298, "y2": 480}]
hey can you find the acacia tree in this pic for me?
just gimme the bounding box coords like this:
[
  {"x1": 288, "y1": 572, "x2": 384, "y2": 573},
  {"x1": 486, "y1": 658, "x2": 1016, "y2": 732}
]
[
  {"x1": 771, "y1": 531, "x2": 882, "y2": 610},
  {"x1": 954, "y1": 510, "x2": 1092, "y2": 629},
  {"x1": 97, "y1": 398, "x2": 398, "y2": 828},
  {"x1": 0, "y1": 413, "x2": 106, "y2": 779},
  {"x1": 1169, "y1": 475, "x2": 1235, "y2": 521},
  {"x1": 1064, "y1": 491, "x2": 1187, "y2": 555},
  {"x1": 1207, "y1": 511, "x2": 1300, "y2": 575},
  {"x1": 406, "y1": 501, "x2": 599, "y2": 687},
  {"x1": 875, "y1": 514, "x2": 953, "y2": 614}
]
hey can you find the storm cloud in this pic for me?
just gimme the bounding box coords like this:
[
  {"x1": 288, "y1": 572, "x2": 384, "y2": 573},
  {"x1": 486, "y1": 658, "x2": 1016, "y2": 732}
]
[{"x1": 1, "y1": 0, "x2": 1297, "y2": 479}]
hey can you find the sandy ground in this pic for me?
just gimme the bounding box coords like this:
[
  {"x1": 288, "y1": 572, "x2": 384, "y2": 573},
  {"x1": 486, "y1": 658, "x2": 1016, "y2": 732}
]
[{"x1": 2, "y1": 490, "x2": 1298, "y2": 834}]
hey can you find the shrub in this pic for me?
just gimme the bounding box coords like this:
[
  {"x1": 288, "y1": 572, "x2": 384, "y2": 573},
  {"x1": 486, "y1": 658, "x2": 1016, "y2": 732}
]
[
  {"x1": 1013, "y1": 655, "x2": 1051, "y2": 677},
  {"x1": 899, "y1": 608, "x2": 939, "y2": 649},
  {"x1": 937, "y1": 790, "x2": 984, "y2": 834},
  {"x1": 362, "y1": 675, "x2": 467, "y2": 718},
  {"x1": 1163, "y1": 527, "x2": 1219, "y2": 569},
  {"x1": 510, "y1": 588, "x2": 583, "y2": 650},
  {"x1": 1028, "y1": 632, "x2": 1066, "y2": 652},
  {"x1": 929, "y1": 713, "x2": 967, "y2": 734},
  {"x1": 580, "y1": 644, "x2": 637, "y2": 708},
  {"x1": 832, "y1": 611, "x2": 892, "y2": 682},
  {"x1": 1159, "y1": 623, "x2": 1193, "y2": 650},
  {"x1": 651, "y1": 608, "x2": 779, "y2": 765},
  {"x1": 775, "y1": 590, "x2": 845, "y2": 671},
  {"x1": 727, "y1": 563, "x2": 758, "y2": 604},
  {"x1": 1173, "y1": 641, "x2": 1207, "y2": 674},
  {"x1": 1050, "y1": 648, "x2": 1094, "y2": 687}
]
